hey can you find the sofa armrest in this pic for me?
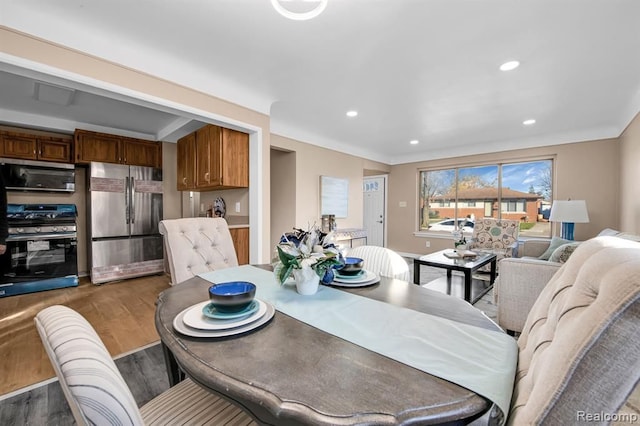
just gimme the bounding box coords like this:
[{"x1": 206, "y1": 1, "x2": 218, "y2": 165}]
[
  {"x1": 517, "y1": 238, "x2": 551, "y2": 258},
  {"x1": 495, "y1": 257, "x2": 561, "y2": 333}
]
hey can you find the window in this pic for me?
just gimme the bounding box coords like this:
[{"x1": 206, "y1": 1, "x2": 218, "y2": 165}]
[{"x1": 419, "y1": 159, "x2": 552, "y2": 237}]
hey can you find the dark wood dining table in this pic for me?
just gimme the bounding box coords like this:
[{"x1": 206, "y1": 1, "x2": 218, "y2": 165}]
[{"x1": 155, "y1": 273, "x2": 504, "y2": 425}]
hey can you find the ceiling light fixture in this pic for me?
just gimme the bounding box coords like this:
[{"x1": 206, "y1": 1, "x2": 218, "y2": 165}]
[
  {"x1": 271, "y1": 0, "x2": 328, "y2": 21},
  {"x1": 523, "y1": 119, "x2": 536, "y2": 125},
  {"x1": 499, "y1": 60, "x2": 520, "y2": 71},
  {"x1": 410, "y1": 140, "x2": 419, "y2": 145},
  {"x1": 346, "y1": 110, "x2": 358, "y2": 117}
]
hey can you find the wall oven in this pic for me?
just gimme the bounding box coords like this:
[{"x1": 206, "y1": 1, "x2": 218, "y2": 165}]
[{"x1": 0, "y1": 204, "x2": 79, "y2": 297}]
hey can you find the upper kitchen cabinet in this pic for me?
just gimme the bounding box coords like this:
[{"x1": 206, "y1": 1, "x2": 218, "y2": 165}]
[
  {"x1": 121, "y1": 136, "x2": 162, "y2": 168},
  {"x1": 74, "y1": 129, "x2": 162, "y2": 168},
  {"x1": 1, "y1": 131, "x2": 73, "y2": 163},
  {"x1": 177, "y1": 132, "x2": 196, "y2": 191},
  {"x1": 178, "y1": 124, "x2": 248, "y2": 191}
]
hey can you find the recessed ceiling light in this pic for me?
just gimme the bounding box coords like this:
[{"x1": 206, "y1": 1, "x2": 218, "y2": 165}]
[
  {"x1": 523, "y1": 119, "x2": 536, "y2": 125},
  {"x1": 346, "y1": 110, "x2": 358, "y2": 117},
  {"x1": 499, "y1": 61, "x2": 520, "y2": 71},
  {"x1": 410, "y1": 140, "x2": 419, "y2": 145}
]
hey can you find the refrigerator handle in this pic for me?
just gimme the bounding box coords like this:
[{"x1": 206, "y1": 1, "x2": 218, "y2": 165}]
[
  {"x1": 125, "y1": 176, "x2": 130, "y2": 224},
  {"x1": 130, "y1": 177, "x2": 135, "y2": 224}
]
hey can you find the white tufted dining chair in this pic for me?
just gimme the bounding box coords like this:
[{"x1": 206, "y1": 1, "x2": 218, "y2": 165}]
[
  {"x1": 159, "y1": 217, "x2": 239, "y2": 285},
  {"x1": 346, "y1": 245, "x2": 411, "y2": 282},
  {"x1": 35, "y1": 305, "x2": 257, "y2": 426}
]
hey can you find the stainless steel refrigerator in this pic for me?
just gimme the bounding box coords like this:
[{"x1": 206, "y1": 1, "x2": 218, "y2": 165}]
[{"x1": 88, "y1": 162, "x2": 164, "y2": 284}]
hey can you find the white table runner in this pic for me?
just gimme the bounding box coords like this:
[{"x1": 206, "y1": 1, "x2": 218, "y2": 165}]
[{"x1": 199, "y1": 265, "x2": 517, "y2": 418}]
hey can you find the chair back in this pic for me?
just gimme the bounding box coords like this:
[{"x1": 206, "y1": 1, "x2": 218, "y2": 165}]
[
  {"x1": 34, "y1": 305, "x2": 144, "y2": 426},
  {"x1": 471, "y1": 218, "x2": 519, "y2": 251},
  {"x1": 159, "y1": 217, "x2": 239, "y2": 285},
  {"x1": 346, "y1": 245, "x2": 410, "y2": 281},
  {"x1": 508, "y1": 236, "x2": 640, "y2": 424}
]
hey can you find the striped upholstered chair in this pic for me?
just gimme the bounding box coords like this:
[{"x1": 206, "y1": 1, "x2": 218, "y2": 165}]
[{"x1": 35, "y1": 305, "x2": 256, "y2": 426}]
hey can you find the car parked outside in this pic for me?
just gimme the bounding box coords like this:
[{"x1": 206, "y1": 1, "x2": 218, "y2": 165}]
[{"x1": 428, "y1": 219, "x2": 474, "y2": 233}]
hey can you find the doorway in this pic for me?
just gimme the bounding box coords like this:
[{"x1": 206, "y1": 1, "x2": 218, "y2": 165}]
[{"x1": 363, "y1": 175, "x2": 387, "y2": 247}]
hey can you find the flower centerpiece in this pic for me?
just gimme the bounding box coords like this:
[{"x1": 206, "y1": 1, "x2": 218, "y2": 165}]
[
  {"x1": 273, "y1": 226, "x2": 343, "y2": 294},
  {"x1": 452, "y1": 229, "x2": 468, "y2": 249}
]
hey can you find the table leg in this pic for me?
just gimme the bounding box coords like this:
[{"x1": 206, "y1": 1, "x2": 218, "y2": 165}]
[
  {"x1": 413, "y1": 259, "x2": 420, "y2": 284},
  {"x1": 464, "y1": 271, "x2": 472, "y2": 303},
  {"x1": 162, "y1": 342, "x2": 184, "y2": 386},
  {"x1": 489, "y1": 259, "x2": 497, "y2": 285}
]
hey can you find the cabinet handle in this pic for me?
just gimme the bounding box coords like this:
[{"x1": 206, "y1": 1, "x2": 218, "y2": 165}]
[
  {"x1": 182, "y1": 177, "x2": 187, "y2": 184},
  {"x1": 204, "y1": 172, "x2": 210, "y2": 182}
]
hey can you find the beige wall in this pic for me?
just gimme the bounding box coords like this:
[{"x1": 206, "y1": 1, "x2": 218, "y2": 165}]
[
  {"x1": 270, "y1": 134, "x2": 390, "y2": 247},
  {"x1": 619, "y1": 112, "x2": 640, "y2": 234},
  {"x1": 387, "y1": 138, "x2": 621, "y2": 255},
  {"x1": 270, "y1": 148, "x2": 297, "y2": 253},
  {"x1": 1, "y1": 27, "x2": 272, "y2": 263}
]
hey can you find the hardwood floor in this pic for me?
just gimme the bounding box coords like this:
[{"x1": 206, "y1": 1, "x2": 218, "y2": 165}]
[{"x1": 0, "y1": 274, "x2": 171, "y2": 396}]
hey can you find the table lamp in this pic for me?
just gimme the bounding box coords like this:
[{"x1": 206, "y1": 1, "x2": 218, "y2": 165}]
[{"x1": 549, "y1": 200, "x2": 590, "y2": 240}]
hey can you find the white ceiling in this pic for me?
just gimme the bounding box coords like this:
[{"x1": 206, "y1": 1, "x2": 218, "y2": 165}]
[{"x1": 1, "y1": 0, "x2": 639, "y2": 165}]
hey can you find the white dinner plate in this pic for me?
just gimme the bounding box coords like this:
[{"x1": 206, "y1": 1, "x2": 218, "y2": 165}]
[
  {"x1": 173, "y1": 301, "x2": 275, "y2": 338},
  {"x1": 182, "y1": 299, "x2": 267, "y2": 330},
  {"x1": 332, "y1": 269, "x2": 378, "y2": 284}
]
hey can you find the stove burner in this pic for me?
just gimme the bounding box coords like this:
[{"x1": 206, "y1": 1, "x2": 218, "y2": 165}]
[{"x1": 6, "y1": 204, "x2": 78, "y2": 236}]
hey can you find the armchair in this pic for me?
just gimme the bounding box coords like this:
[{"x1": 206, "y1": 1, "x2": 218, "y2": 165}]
[{"x1": 467, "y1": 218, "x2": 519, "y2": 272}]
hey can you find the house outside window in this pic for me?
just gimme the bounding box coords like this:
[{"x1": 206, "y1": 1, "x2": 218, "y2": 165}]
[{"x1": 419, "y1": 159, "x2": 553, "y2": 237}]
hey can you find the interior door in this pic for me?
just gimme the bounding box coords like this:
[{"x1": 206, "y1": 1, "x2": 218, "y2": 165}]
[{"x1": 363, "y1": 176, "x2": 386, "y2": 247}]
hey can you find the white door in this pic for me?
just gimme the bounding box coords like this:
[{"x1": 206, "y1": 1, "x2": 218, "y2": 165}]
[{"x1": 363, "y1": 176, "x2": 386, "y2": 246}]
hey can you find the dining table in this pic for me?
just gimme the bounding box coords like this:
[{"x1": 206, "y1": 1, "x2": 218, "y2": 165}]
[{"x1": 155, "y1": 265, "x2": 517, "y2": 426}]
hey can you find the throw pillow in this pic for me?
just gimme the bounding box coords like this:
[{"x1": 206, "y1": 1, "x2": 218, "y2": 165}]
[
  {"x1": 538, "y1": 236, "x2": 571, "y2": 260},
  {"x1": 597, "y1": 228, "x2": 620, "y2": 237},
  {"x1": 549, "y1": 242, "x2": 581, "y2": 263}
]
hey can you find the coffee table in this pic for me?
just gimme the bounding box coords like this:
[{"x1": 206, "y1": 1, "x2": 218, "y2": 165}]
[{"x1": 413, "y1": 249, "x2": 497, "y2": 304}]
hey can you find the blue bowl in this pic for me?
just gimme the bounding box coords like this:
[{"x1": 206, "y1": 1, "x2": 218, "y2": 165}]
[
  {"x1": 337, "y1": 256, "x2": 364, "y2": 276},
  {"x1": 208, "y1": 281, "x2": 256, "y2": 313}
]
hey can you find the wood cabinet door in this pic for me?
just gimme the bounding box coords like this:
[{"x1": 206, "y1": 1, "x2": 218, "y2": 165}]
[
  {"x1": 75, "y1": 130, "x2": 121, "y2": 164},
  {"x1": 2, "y1": 134, "x2": 38, "y2": 160},
  {"x1": 221, "y1": 128, "x2": 249, "y2": 188},
  {"x1": 123, "y1": 137, "x2": 162, "y2": 168},
  {"x1": 177, "y1": 132, "x2": 196, "y2": 190},
  {"x1": 195, "y1": 125, "x2": 222, "y2": 188},
  {"x1": 38, "y1": 137, "x2": 72, "y2": 163},
  {"x1": 229, "y1": 227, "x2": 250, "y2": 265}
]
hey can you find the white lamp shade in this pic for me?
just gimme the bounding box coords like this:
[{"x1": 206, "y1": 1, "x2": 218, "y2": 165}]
[{"x1": 549, "y1": 200, "x2": 590, "y2": 223}]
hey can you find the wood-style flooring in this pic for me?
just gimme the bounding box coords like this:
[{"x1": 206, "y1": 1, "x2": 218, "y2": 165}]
[{"x1": 0, "y1": 274, "x2": 171, "y2": 396}]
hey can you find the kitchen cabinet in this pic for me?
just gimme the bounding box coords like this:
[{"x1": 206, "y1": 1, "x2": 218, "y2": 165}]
[
  {"x1": 1, "y1": 131, "x2": 73, "y2": 163},
  {"x1": 74, "y1": 129, "x2": 162, "y2": 168},
  {"x1": 195, "y1": 124, "x2": 249, "y2": 189},
  {"x1": 178, "y1": 124, "x2": 249, "y2": 190},
  {"x1": 229, "y1": 227, "x2": 249, "y2": 265},
  {"x1": 176, "y1": 132, "x2": 196, "y2": 190}
]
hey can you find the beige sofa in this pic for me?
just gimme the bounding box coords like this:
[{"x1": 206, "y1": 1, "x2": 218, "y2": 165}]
[
  {"x1": 495, "y1": 230, "x2": 640, "y2": 334},
  {"x1": 505, "y1": 235, "x2": 640, "y2": 424}
]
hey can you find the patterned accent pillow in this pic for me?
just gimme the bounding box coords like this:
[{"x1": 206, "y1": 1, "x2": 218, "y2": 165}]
[
  {"x1": 538, "y1": 236, "x2": 571, "y2": 260},
  {"x1": 549, "y1": 242, "x2": 581, "y2": 263}
]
